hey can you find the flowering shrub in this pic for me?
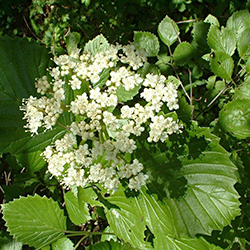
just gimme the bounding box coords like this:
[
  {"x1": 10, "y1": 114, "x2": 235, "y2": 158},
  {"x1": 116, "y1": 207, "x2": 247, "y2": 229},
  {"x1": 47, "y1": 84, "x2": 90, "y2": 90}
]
[
  {"x1": 20, "y1": 36, "x2": 181, "y2": 192},
  {"x1": 1, "y1": 10, "x2": 250, "y2": 250}
]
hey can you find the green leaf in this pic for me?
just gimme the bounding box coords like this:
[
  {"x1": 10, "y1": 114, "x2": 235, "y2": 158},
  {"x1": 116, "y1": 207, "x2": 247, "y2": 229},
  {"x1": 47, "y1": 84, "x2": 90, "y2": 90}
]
[
  {"x1": 16, "y1": 150, "x2": 46, "y2": 172},
  {"x1": 154, "y1": 235, "x2": 222, "y2": 250},
  {"x1": 64, "y1": 190, "x2": 91, "y2": 225},
  {"x1": 0, "y1": 126, "x2": 66, "y2": 155},
  {"x1": 219, "y1": 99, "x2": 250, "y2": 139},
  {"x1": 105, "y1": 187, "x2": 153, "y2": 249},
  {"x1": 204, "y1": 14, "x2": 220, "y2": 27},
  {"x1": 207, "y1": 25, "x2": 236, "y2": 56},
  {"x1": 234, "y1": 80, "x2": 250, "y2": 100},
  {"x1": 84, "y1": 34, "x2": 110, "y2": 56},
  {"x1": 78, "y1": 187, "x2": 103, "y2": 207},
  {"x1": 135, "y1": 124, "x2": 240, "y2": 237},
  {"x1": 173, "y1": 42, "x2": 194, "y2": 65},
  {"x1": 226, "y1": 10, "x2": 250, "y2": 40},
  {"x1": 0, "y1": 36, "x2": 50, "y2": 153},
  {"x1": 192, "y1": 22, "x2": 210, "y2": 49},
  {"x1": 158, "y1": 15, "x2": 179, "y2": 47},
  {"x1": 210, "y1": 51, "x2": 234, "y2": 81},
  {"x1": 2, "y1": 194, "x2": 67, "y2": 249},
  {"x1": 0, "y1": 237, "x2": 22, "y2": 250},
  {"x1": 237, "y1": 28, "x2": 250, "y2": 58},
  {"x1": 52, "y1": 238, "x2": 74, "y2": 250},
  {"x1": 86, "y1": 240, "x2": 137, "y2": 250},
  {"x1": 116, "y1": 84, "x2": 142, "y2": 102},
  {"x1": 66, "y1": 32, "x2": 81, "y2": 55},
  {"x1": 134, "y1": 31, "x2": 160, "y2": 57},
  {"x1": 93, "y1": 68, "x2": 110, "y2": 88}
]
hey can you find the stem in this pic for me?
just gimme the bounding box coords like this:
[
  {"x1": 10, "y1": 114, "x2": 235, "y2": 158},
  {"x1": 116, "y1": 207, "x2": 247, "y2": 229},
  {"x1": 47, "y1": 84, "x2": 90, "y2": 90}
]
[
  {"x1": 74, "y1": 235, "x2": 89, "y2": 250},
  {"x1": 188, "y1": 68, "x2": 194, "y2": 119},
  {"x1": 167, "y1": 46, "x2": 191, "y2": 102}
]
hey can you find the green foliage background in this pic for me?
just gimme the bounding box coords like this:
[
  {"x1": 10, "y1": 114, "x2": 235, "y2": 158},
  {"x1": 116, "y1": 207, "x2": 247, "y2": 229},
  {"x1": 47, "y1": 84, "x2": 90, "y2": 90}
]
[{"x1": 0, "y1": 0, "x2": 250, "y2": 249}]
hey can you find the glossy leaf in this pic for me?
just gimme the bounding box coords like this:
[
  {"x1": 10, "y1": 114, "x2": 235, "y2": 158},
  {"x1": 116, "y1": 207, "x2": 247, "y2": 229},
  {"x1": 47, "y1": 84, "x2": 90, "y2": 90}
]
[
  {"x1": 134, "y1": 31, "x2": 160, "y2": 57},
  {"x1": 2, "y1": 194, "x2": 67, "y2": 249},
  {"x1": 158, "y1": 15, "x2": 179, "y2": 47},
  {"x1": 219, "y1": 99, "x2": 250, "y2": 139},
  {"x1": 116, "y1": 84, "x2": 142, "y2": 102}
]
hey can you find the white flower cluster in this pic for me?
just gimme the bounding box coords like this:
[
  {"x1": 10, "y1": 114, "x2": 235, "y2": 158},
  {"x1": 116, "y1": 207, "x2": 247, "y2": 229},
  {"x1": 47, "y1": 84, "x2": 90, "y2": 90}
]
[{"x1": 20, "y1": 37, "x2": 182, "y2": 192}]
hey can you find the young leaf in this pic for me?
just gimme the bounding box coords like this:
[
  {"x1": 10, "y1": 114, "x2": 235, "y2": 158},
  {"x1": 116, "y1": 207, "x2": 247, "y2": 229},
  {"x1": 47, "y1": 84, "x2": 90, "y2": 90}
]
[
  {"x1": 2, "y1": 194, "x2": 67, "y2": 249},
  {"x1": 84, "y1": 34, "x2": 110, "y2": 56},
  {"x1": 210, "y1": 50, "x2": 234, "y2": 81},
  {"x1": 64, "y1": 190, "x2": 91, "y2": 225},
  {"x1": 207, "y1": 25, "x2": 236, "y2": 56},
  {"x1": 158, "y1": 15, "x2": 179, "y2": 47},
  {"x1": 173, "y1": 42, "x2": 194, "y2": 65},
  {"x1": 219, "y1": 99, "x2": 250, "y2": 139},
  {"x1": 134, "y1": 31, "x2": 160, "y2": 57}
]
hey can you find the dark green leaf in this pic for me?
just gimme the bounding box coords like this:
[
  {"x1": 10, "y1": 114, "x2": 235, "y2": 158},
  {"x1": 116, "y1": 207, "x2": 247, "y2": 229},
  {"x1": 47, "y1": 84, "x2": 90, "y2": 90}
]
[{"x1": 173, "y1": 42, "x2": 194, "y2": 65}]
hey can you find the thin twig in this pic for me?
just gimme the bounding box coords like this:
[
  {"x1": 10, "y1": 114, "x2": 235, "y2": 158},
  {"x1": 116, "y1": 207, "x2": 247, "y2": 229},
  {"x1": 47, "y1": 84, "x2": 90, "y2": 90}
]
[
  {"x1": 22, "y1": 15, "x2": 44, "y2": 43},
  {"x1": 176, "y1": 19, "x2": 199, "y2": 24},
  {"x1": 207, "y1": 85, "x2": 228, "y2": 108},
  {"x1": 188, "y1": 68, "x2": 194, "y2": 119}
]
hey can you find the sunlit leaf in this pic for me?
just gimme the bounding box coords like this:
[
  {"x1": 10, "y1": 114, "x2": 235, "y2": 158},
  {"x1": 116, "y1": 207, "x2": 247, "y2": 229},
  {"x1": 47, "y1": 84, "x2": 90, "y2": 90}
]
[
  {"x1": 2, "y1": 194, "x2": 67, "y2": 249},
  {"x1": 134, "y1": 31, "x2": 160, "y2": 57},
  {"x1": 64, "y1": 190, "x2": 91, "y2": 225},
  {"x1": 158, "y1": 15, "x2": 179, "y2": 47},
  {"x1": 219, "y1": 99, "x2": 250, "y2": 139}
]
